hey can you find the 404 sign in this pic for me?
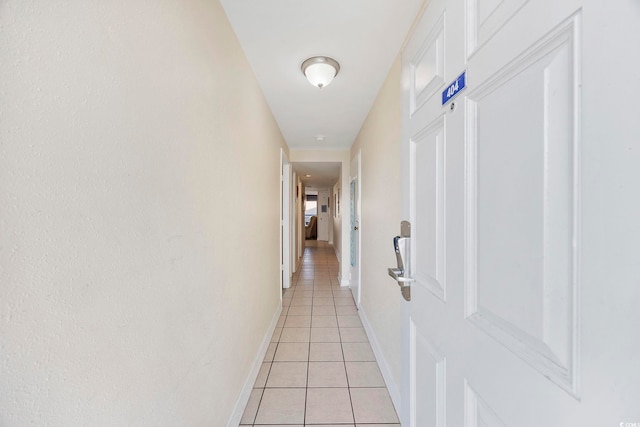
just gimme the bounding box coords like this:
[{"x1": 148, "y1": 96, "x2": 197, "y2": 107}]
[{"x1": 442, "y1": 71, "x2": 466, "y2": 106}]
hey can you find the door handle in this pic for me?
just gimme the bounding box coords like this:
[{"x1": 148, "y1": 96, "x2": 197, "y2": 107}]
[
  {"x1": 388, "y1": 221, "x2": 413, "y2": 301},
  {"x1": 388, "y1": 267, "x2": 415, "y2": 283}
]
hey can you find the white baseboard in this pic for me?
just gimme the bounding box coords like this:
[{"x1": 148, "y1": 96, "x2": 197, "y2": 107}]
[
  {"x1": 340, "y1": 276, "x2": 350, "y2": 287},
  {"x1": 332, "y1": 244, "x2": 341, "y2": 262},
  {"x1": 332, "y1": 245, "x2": 350, "y2": 287},
  {"x1": 358, "y1": 306, "x2": 402, "y2": 417},
  {"x1": 226, "y1": 304, "x2": 282, "y2": 427}
]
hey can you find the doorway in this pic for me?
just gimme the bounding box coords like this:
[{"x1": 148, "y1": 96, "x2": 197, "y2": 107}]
[
  {"x1": 317, "y1": 189, "x2": 331, "y2": 242},
  {"x1": 280, "y1": 149, "x2": 291, "y2": 290},
  {"x1": 349, "y1": 150, "x2": 361, "y2": 308},
  {"x1": 290, "y1": 155, "x2": 351, "y2": 288}
]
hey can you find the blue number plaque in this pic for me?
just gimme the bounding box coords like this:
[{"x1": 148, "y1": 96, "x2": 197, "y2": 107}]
[{"x1": 442, "y1": 71, "x2": 466, "y2": 106}]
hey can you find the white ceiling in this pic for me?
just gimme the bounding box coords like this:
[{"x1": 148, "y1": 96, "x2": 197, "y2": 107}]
[
  {"x1": 220, "y1": 0, "x2": 424, "y2": 151},
  {"x1": 293, "y1": 162, "x2": 342, "y2": 189}
]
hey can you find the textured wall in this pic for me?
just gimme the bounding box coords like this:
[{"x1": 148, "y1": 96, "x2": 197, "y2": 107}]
[
  {"x1": 0, "y1": 0, "x2": 286, "y2": 425},
  {"x1": 350, "y1": 56, "x2": 403, "y2": 396}
]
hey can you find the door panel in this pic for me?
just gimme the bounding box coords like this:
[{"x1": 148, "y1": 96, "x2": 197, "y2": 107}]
[
  {"x1": 409, "y1": 12, "x2": 446, "y2": 114},
  {"x1": 464, "y1": 380, "x2": 506, "y2": 427},
  {"x1": 411, "y1": 115, "x2": 447, "y2": 301},
  {"x1": 466, "y1": 0, "x2": 530, "y2": 56},
  {"x1": 412, "y1": 321, "x2": 446, "y2": 427},
  {"x1": 466, "y1": 14, "x2": 580, "y2": 394}
]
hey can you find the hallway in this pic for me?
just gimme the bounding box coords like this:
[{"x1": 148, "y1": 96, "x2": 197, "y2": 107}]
[{"x1": 240, "y1": 241, "x2": 399, "y2": 426}]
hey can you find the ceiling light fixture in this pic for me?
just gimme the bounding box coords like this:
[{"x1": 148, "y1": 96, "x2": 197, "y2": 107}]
[
  {"x1": 305, "y1": 174, "x2": 312, "y2": 178},
  {"x1": 301, "y1": 56, "x2": 340, "y2": 88},
  {"x1": 315, "y1": 135, "x2": 325, "y2": 142}
]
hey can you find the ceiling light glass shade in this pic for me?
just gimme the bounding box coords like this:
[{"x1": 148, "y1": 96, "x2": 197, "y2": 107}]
[{"x1": 301, "y1": 56, "x2": 340, "y2": 88}]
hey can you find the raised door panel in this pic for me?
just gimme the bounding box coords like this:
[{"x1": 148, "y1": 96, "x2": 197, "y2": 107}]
[
  {"x1": 464, "y1": 381, "x2": 506, "y2": 427},
  {"x1": 465, "y1": 15, "x2": 581, "y2": 396},
  {"x1": 466, "y1": 0, "x2": 529, "y2": 56},
  {"x1": 410, "y1": 116, "x2": 447, "y2": 301},
  {"x1": 411, "y1": 321, "x2": 446, "y2": 427},
  {"x1": 408, "y1": 12, "x2": 446, "y2": 115}
]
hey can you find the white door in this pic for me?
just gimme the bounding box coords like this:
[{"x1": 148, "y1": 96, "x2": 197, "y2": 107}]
[
  {"x1": 290, "y1": 172, "x2": 298, "y2": 275},
  {"x1": 399, "y1": 0, "x2": 640, "y2": 426},
  {"x1": 350, "y1": 172, "x2": 361, "y2": 307},
  {"x1": 280, "y1": 150, "x2": 291, "y2": 289},
  {"x1": 317, "y1": 189, "x2": 330, "y2": 241}
]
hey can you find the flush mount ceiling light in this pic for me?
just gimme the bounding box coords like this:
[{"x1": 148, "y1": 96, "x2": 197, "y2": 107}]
[{"x1": 301, "y1": 56, "x2": 340, "y2": 88}]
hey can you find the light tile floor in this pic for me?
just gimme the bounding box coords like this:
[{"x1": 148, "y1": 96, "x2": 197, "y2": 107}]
[{"x1": 240, "y1": 240, "x2": 400, "y2": 427}]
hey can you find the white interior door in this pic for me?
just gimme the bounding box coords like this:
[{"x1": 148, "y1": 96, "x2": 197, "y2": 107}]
[
  {"x1": 280, "y1": 151, "x2": 291, "y2": 289},
  {"x1": 297, "y1": 180, "x2": 303, "y2": 260},
  {"x1": 400, "y1": 0, "x2": 640, "y2": 426},
  {"x1": 349, "y1": 173, "x2": 360, "y2": 307},
  {"x1": 291, "y1": 172, "x2": 297, "y2": 274},
  {"x1": 317, "y1": 189, "x2": 330, "y2": 241}
]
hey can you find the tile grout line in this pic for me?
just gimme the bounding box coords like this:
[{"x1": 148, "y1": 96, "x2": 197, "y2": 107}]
[
  {"x1": 336, "y1": 293, "x2": 358, "y2": 426},
  {"x1": 302, "y1": 267, "x2": 315, "y2": 427},
  {"x1": 253, "y1": 241, "x2": 364, "y2": 427}
]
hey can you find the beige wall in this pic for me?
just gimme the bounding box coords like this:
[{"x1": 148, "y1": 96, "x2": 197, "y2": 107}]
[
  {"x1": 0, "y1": 1, "x2": 286, "y2": 425},
  {"x1": 350, "y1": 57, "x2": 403, "y2": 400}
]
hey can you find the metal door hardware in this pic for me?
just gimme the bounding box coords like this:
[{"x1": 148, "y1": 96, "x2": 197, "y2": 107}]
[{"x1": 388, "y1": 220, "x2": 414, "y2": 301}]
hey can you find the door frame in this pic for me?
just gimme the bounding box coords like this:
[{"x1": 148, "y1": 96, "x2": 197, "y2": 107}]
[
  {"x1": 280, "y1": 149, "x2": 291, "y2": 290},
  {"x1": 317, "y1": 189, "x2": 331, "y2": 242},
  {"x1": 350, "y1": 150, "x2": 362, "y2": 308},
  {"x1": 291, "y1": 171, "x2": 297, "y2": 275}
]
